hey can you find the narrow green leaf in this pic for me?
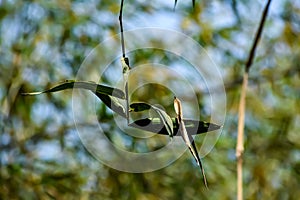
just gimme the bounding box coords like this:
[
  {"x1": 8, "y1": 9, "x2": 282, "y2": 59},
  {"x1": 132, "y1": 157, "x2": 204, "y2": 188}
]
[
  {"x1": 129, "y1": 118, "x2": 221, "y2": 136},
  {"x1": 22, "y1": 80, "x2": 125, "y2": 99},
  {"x1": 130, "y1": 103, "x2": 151, "y2": 112},
  {"x1": 22, "y1": 80, "x2": 127, "y2": 117},
  {"x1": 152, "y1": 105, "x2": 174, "y2": 138},
  {"x1": 95, "y1": 93, "x2": 126, "y2": 118},
  {"x1": 129, "y1": 103, "x2": 174, "y2": 138}
]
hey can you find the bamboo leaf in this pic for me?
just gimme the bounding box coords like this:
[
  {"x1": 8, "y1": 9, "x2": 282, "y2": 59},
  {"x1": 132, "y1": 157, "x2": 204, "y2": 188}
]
[
  {"x1": 174, "y1": 96, "x2": 208, "y2": 188},
  {"x1": 130, "y1": 103, "x2": 151, "y2": 112},
  {"x1": 129, "y1": 103, "x2": 174, "y2": 138},
  {"x1": 129, "y1": 118, "x2": 221, "y2": 136},
  {"x1": 22, "y1": 80, "x2": 125, "y2": 99},
  {"x1": 22, "y1": 80, "x2": 127, "y2": 117},
  {"x1": 152, "y1": 105, "x2": 174, "y2": 138},
  {"x1": 95, "y1": 93, "x2": 126, "y2": 118}
]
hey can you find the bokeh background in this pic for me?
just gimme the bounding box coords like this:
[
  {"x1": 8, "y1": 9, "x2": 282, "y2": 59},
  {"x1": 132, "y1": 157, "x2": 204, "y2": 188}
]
[{"x1": 1, "y1": 0, "x2": 300, "y2": 199}]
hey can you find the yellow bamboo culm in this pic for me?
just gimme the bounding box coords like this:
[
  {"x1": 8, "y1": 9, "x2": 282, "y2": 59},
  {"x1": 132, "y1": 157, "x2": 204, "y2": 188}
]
[{"x1": 236, "y1": 72, "x2": 248, "y2": 200}]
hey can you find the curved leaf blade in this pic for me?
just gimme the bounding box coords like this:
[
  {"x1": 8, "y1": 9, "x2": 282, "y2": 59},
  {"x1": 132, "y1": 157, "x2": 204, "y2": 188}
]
[
  {"x1": 22, "y1": 80, "x2": 127, "y2": 117},
  {"x1": 152, "y1": 105, "x2": 174, "y2": 138},
  {"x1": 174, "y1": 96, "x2": 208, "y2": 188},
  {"x1": 129, "y1": 103, "x2": 151, "y2": 112},
  {"x1": 95, "y1": 93, "x2": 126, "y2": 118},
  {"x1": 129, "y1": 103, "x2": 174, "y2": 138},
  {"x1": 22, "y1": 80, "x2": 125, "y2": 99},
  {"x1": 129, "y1": 118, "x2": 221, "y2": 136}
]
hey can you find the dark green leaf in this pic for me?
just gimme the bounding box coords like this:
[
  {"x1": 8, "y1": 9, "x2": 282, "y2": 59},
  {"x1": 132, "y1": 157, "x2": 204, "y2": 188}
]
[
  {"x1": 22, "y1": 80, "x2": 125, "y2": 99},
  {"x1": 95, "y1": 93, "x2": 126, "y2": 118},
  {"x1": 22, "y1": 80, "x2": 127, "y2": 117},
  {"x1": 130, "y1": 103, "x2": 151, "y2": 112},
  {"x1": 129, "y1": 118, "x2": 221, "y2": 136},
  {"x1": 129, "y1": 103, "x2": 174, "y2": 137}
]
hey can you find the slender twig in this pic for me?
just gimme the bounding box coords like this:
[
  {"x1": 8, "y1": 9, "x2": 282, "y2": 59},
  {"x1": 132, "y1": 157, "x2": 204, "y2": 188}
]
[
  {"x1": 231, "y1": 0, "x2": 241, "y2": 25},
  {"x1": 236, "y1": 1, "x2": 272, "y2": 200},
  {"x1": 245, "y1": 0, "x2": 272, "y2": 73},
  {"x1": 173, "y1": 0, "x2": 178, "y2": 11},
  {"x1": 119, "y1": 0, "x2": 130, "y2": 124},
  {"x1": 119, "y1": 0, "x2": 126, "y2": 58}
]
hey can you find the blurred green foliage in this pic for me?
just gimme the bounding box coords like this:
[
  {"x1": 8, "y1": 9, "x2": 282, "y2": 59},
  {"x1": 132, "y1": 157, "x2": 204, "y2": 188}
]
[{"x1": 1, "y1": 0, "x2": 300, "y2": 199}]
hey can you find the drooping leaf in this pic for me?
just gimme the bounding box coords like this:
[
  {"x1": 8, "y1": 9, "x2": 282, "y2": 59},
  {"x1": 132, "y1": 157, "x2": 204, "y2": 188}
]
[
  {"x1": 152, "y1": 105, "x2": 174, "y2": 138},
  {"x1": 174, "y1": 96, "x2": 208, "y2": 188},
  {"x1": 129, "y1": 118, "x2": 221, "y2": 136},
  {"x1": 22, "y1": 80, "x2": 125, "y2": 99},
  {"x1": 95, "y1": 93, "x2": 126, "y2": 118},
  {"x1": 129, "y1": 102, "x2": 174, "y2": 138},
  {"x1": 22, "y1": 80, "x2": 127, "y2": 117},
  {"x1": 190, "y1": 139, "x2": 208, "y2": 188}
]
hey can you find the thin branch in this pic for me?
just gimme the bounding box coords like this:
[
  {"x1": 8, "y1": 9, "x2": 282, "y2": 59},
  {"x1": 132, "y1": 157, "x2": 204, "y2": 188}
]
[
  {"x1": 119, "y1": 0, "x2": 131, "y2": 124},
  {"x1": 236, "y1": 1, "x2": 272, "y2": 200},
  {"x1": 245, "y1": 0, "x2": 272, "y2": 73},
  {"x1": 174, "y1": 0, "x2": 178, "y2": 10},
  {"x1": 119, "y1": 0, "x2": 126, "y2": 58}
]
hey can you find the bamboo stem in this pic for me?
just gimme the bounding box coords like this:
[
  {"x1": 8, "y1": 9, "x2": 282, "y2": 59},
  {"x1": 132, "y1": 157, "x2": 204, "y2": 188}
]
[
  {"x1": 236, "y1": 1, "x2": 272, "y2": 199},
  {"x1": 236, "y1": 72, "x2": 248, "y2": 200}
]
